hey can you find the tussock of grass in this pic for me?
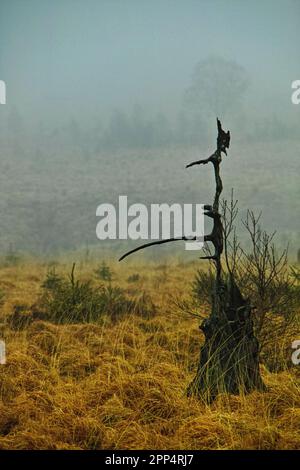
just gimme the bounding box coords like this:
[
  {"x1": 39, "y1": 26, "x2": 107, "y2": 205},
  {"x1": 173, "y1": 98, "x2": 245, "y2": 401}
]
[{"x1": 0, "y1": 260, "x2": 299, "y2": 449}]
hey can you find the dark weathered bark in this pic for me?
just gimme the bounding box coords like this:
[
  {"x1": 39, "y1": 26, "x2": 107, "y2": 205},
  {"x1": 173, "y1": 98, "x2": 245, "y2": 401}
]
[
  {"x1": 186, "y1": 119, "x2": 265, "y2": 401},
  {"x1": 120, "y1": 118, "x2": 265, "y2": 402},
  {"x1": 187, "y1": 275, "x2": 265, "y2": 401}
]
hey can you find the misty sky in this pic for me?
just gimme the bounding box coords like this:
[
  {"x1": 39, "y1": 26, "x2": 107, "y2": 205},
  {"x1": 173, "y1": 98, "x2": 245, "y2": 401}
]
[
  {"x1": 0, "y1": 0, "x2": 299, "y2": 125},
  {"x1": 0, "y1": 0, "x2": 299, "y2": 257}
]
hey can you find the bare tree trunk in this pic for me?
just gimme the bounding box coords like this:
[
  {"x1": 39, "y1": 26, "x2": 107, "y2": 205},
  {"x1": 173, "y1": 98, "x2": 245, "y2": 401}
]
[
  {"x1": 120, "y1": 118, "x2": 265, "y2": 402},
  {"x1": 186, "y1": 119, "x2": 265, "y2": 401}
]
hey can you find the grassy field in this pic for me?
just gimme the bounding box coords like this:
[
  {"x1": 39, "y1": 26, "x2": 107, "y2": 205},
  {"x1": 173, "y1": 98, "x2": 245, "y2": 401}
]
[{"x1": 0, "y1": 258, "x2": 299, "y2": 450}]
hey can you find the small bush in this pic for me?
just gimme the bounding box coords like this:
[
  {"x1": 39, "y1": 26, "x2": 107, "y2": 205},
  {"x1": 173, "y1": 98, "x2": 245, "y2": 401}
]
[
  {"x1": 127, "y1": 273, "x2": 140, "y2": 283},
  {"x1": 39, "y1": 263, "x2": 142, "y2": 324},
  {"x1": 94, "y1": 262, "x2": 113, "y2": 282},
  {"x1": 98, "y1": 285, "x2": 134, "y2": 322},
  {"x1": 41, "y1": 267, "x2": 63, "y2": 290}
]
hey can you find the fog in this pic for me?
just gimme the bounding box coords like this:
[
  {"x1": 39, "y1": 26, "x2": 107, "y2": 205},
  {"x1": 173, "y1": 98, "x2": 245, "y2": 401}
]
[{"x1": 0, "y1": 0, "x2": 299, "y2": 259}]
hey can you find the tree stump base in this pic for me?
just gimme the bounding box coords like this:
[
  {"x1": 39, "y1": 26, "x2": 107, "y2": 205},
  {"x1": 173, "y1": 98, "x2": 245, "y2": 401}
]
[{"x1": 187, "y1": 276, "x2": 266, "y2": 402}]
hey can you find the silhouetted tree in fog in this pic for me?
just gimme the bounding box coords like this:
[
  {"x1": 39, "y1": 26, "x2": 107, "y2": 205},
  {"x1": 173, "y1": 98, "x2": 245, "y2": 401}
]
[{"x1": 185, "y1": 56, "x2": 249, "y2": 118}]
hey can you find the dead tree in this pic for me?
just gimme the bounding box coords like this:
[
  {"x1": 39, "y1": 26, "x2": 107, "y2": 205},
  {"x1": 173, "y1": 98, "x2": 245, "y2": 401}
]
[{"x1": 119, "y1": 119, "x2": 265, "y2": 402}]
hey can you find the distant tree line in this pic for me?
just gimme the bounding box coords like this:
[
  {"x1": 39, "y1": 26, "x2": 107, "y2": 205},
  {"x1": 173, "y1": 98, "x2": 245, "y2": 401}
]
[{"x1": 1, "y1": 57, "x2": 298, "y2": 156}]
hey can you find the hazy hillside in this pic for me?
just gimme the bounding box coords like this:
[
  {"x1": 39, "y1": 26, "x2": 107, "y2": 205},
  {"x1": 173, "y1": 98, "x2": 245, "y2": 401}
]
[{"x1": 0, "y1": 137, "x2": 299, "y2": 258}]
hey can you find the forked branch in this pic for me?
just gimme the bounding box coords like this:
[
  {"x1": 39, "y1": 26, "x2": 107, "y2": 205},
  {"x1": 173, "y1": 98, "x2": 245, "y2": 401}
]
[{"x1": 119, "y1": 118, "x2": 230, "y2": 268}]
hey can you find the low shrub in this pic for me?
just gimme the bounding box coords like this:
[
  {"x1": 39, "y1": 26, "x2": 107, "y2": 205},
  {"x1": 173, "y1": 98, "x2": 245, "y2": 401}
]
[{"x1": 39, "y1": 264, "x2": 156, "y2": 324}]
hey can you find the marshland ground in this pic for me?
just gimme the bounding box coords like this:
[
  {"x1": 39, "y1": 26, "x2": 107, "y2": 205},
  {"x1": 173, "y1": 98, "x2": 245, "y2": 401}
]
[
  {"x1": 0, "y1": 256, "x2": 299, "y2": 450},
  {"x1": 1, "y1": 0, "x2": 299, "y2": 451}
]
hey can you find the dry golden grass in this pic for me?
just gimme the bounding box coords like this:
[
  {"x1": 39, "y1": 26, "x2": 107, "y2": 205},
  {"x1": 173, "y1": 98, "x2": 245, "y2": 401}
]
[{"x1": 0, "y1": 258, "x2": 299, "y2": 450}]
